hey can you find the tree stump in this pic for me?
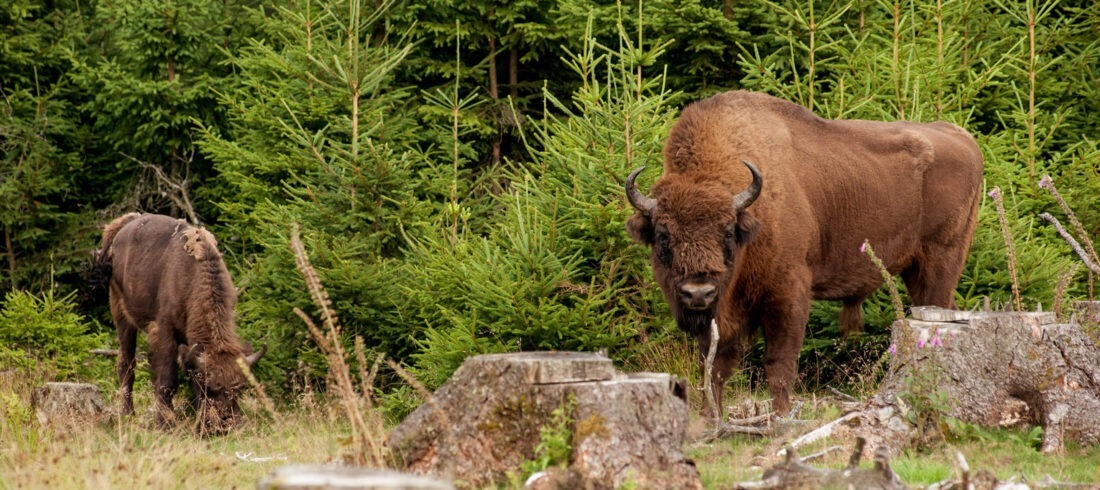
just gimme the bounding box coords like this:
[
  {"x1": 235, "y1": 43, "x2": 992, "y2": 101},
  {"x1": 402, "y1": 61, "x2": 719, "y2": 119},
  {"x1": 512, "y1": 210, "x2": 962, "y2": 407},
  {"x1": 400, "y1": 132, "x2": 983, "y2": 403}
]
[
  {"x1": 31, "y1": 382, "x2": 108, "y2": 428},
  {"x1": 386, "y1": 351, "x2": 701, "y2": 489},
  {"x1": 794, "y1": 308, "x2": 1100, "y2": 456},
  {"x1": 257, "y1": 466, "x2": 453, "y2": 490}
]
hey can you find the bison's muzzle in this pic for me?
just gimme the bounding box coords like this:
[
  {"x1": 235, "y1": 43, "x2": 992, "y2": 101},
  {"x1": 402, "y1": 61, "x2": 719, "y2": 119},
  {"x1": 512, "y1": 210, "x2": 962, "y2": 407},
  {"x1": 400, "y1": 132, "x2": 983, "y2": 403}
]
[{"x1": 679, "y1": 280, "x2": 718, "y2": 310}]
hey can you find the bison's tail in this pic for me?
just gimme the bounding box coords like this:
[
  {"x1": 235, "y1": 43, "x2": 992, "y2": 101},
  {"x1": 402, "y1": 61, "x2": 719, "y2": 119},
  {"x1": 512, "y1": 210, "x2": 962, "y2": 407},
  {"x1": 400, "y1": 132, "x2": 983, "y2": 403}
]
[{"x1": 90, "y1": 212, "x2": 142, "y2": 295}]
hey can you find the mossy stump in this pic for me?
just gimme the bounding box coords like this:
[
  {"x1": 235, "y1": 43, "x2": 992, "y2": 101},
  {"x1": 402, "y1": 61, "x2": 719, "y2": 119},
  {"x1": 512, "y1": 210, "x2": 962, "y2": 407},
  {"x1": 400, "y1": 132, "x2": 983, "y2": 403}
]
[{"x1": 386, "y1": 351, "x2": 700, "y2": 489}]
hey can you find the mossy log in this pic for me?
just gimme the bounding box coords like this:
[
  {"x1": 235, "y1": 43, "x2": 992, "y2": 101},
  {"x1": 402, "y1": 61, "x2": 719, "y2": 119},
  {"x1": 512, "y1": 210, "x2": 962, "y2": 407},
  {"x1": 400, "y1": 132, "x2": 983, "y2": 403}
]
[{"x1": 386, "y1": 351, "x2": 701, "y2": 490}]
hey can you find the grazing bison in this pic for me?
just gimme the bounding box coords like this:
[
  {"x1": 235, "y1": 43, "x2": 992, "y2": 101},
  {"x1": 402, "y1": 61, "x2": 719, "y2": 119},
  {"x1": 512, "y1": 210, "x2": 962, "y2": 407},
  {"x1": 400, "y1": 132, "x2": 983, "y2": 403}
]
[
  {"x1": 625, "y1": 91, "x2": 982, "y2": 417},
  {"x1": 93, "y1": 213, "x2": 264, "y2": 433}
]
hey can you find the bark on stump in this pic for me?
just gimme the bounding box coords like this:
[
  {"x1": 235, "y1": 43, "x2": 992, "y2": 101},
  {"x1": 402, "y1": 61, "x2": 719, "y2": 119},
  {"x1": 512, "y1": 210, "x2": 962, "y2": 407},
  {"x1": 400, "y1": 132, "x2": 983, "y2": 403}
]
[
  {"x1": 257, "y1": 466, "x2": 453, "y2": 490},
  {"x1": 31, "y1": 382, "x2": 108, "y2": 428},
  {"x1": 386, "y1": 351, "x2": 701, "y2": 490},
  {"x1": 802, "y1": 308, "x2": 1100, "y2": 456}
]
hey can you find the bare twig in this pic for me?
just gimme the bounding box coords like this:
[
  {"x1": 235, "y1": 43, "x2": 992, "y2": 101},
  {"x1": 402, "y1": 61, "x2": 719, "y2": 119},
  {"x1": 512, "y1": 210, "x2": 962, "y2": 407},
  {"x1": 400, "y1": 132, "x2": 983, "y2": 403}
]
[
  {"x1": 727, "y1": 413, "x2": 772, "y2": 426},
  {"x1": 827, "y1": 386, "x2": 859, "y2": 403},
  {"x1": 802, "y1": 445, "x2": 844, "y2": 463},
  {"x1": 778, "y1": 412, "x2": 861, "y2": 458},
  {"x1": 703, "y1": 319, "x2": 720, "y2": 423},
  {"x1": 1040, "y1": 213, "x2": 1100, "y2": 275},
  {"x1": 1039, "y1": 175, "x2": 1099, "y2": 265},
  {"x1": 120, "y1": 153, "x2": 200, "y2": 226}
]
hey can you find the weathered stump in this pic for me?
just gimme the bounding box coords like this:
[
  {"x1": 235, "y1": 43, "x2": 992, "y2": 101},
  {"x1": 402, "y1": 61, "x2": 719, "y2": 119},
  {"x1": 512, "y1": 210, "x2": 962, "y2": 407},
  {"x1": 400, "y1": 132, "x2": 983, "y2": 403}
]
[
  {"x1": 386, "y1": 351, "x2": 701, "y2": 489},
  {"x1": 257, "y1": 466, "x2": 453, "y2": 490},
  {"x1": 796, "y1": 308, "x2": 1100, "y2": 456},
  {"x1": 31, "y1": 382, "x2": 108, "y2": 428}
]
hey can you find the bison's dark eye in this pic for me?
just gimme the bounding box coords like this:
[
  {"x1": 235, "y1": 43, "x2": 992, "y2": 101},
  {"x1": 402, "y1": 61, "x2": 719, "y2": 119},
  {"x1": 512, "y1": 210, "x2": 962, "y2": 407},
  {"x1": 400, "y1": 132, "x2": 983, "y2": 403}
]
[
  {"x1": 723, "y1": 227, "x2": 738, "y2": 262},
  {"x1": 656, "y1": 232, "x2": 672, "y2": 266}
]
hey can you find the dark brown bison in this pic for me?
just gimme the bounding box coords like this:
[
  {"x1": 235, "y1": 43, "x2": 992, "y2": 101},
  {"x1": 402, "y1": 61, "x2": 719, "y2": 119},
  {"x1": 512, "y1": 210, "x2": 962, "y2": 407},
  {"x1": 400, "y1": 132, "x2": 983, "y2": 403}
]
[
  {"x1": 625, "y1": 91, "x2": 982, "y2": 417},
  {"x1": 93, "y1": 213, "x2": 264, "y2": 433}
]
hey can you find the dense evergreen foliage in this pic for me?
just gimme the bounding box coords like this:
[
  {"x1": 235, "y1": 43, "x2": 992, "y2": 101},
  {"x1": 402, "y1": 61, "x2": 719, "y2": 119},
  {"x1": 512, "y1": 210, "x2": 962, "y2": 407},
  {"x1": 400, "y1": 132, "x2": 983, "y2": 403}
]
[{"x1": 2, "y1": 0, "x2": 1097, "y2": 409}]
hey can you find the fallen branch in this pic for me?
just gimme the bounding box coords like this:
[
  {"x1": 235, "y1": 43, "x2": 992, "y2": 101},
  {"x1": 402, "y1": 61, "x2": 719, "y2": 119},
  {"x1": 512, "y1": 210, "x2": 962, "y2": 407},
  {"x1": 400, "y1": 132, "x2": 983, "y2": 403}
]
[
  {"x1": 735, "y1": 438, "x2": 905, "y2": 490},
  {"x1": 777, "y1": 412, "x2": 860, "y2": 458}
]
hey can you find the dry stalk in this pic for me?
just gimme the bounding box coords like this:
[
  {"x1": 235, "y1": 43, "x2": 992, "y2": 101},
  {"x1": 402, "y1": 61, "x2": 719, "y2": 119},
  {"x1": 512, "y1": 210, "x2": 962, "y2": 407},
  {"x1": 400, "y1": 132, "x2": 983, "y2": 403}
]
[
  {"x1": 860, "y1": 240, "x2": 914, "y2": 362},
  {"x1": 290, "y1": 223, "x2": 340, "y2": 334},
  {"x1": 289, "y1": 224, "x2": 385, "y2": 467},
  {"x1": 237, "y1": 358, "x2": 279, "y2": 423},
  {"x1": 1053, "y1": 263, "x2": 1081, "y2": 321},
  {"x1": 989, "y1": 188, "x2": 1023, "y2": 311}
]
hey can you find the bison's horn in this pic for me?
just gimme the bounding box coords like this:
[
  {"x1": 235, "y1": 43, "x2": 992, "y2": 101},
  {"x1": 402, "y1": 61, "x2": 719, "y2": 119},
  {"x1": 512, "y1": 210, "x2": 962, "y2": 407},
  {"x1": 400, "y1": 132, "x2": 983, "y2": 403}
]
[
  {"x1": 245, "y1": 345, "x2": 266, "y2": 366},
  {"x1": 626, "y1": 166, "x2": 657, "y2": 215},
  {"x1": 732, "y1": 160, "x2": 763, "y2": 211},
  {"x1": 185, "y1": 343, "x2": 206, "y2": 370}
]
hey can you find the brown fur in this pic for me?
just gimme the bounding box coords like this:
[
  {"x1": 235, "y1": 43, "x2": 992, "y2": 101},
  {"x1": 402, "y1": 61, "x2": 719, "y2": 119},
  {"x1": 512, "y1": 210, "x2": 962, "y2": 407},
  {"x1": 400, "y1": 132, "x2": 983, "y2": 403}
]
[
  {"x1": 626, "y1": 91, "x2": 983, "y2": 416},
  {"x1": 93, "y1": 213, "x2": 263, "y2": 433}
]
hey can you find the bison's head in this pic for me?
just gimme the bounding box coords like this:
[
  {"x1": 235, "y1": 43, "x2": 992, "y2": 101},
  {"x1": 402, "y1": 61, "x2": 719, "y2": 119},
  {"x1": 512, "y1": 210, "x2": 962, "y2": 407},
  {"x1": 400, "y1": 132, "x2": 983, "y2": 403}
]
[
  {"x1": 178, "y1": 343, "x2": 265, "y2": 435},
  {"x1": 625, "y1": 161, "x2": 762, "y2": 335}
]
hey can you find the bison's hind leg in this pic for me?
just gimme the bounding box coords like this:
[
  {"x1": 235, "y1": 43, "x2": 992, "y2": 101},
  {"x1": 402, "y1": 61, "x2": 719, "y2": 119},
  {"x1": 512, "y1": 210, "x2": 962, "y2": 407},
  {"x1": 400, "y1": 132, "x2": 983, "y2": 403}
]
[{"x1": 901, "y1": 249, "x2": 966, "y2": 309}]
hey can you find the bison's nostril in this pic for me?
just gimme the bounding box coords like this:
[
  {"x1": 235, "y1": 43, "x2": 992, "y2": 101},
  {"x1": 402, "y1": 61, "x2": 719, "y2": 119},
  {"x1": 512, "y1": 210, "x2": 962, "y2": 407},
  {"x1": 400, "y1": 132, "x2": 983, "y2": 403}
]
[{"x1": 679, "y1": 283, "x2": 717, "y2": 309}]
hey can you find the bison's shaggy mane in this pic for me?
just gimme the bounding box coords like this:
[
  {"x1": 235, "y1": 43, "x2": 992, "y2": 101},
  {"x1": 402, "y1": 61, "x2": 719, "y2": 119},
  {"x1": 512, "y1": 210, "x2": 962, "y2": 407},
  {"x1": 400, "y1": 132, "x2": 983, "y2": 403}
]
[{"x1": 178, "y1": 226, "x2": 246, "y2": 358}]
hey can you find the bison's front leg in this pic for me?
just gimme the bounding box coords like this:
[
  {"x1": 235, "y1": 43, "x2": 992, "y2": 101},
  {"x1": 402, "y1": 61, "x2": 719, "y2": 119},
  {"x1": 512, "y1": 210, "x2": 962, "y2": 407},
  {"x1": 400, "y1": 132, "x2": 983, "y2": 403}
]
[
  {"x1": 761, "y1": 294, "x2": 810, "y2": 417},
  {"x1": 149, "y1": 330, "x2": 181, "y2": 429}
]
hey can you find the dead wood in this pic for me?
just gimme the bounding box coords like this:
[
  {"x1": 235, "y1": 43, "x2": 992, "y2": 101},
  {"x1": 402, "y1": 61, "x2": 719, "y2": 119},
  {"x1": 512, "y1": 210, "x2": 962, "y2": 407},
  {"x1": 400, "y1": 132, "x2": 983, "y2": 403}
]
[
  {"x1": 733, "y1": 438, "x2": 906, "y2": 490},
  {"x1": 386, "y1": 351, "x2": 701, "y2": 490},
  {"x1": 775, "y1": 308, "x2": 1100, "y2": 461}
]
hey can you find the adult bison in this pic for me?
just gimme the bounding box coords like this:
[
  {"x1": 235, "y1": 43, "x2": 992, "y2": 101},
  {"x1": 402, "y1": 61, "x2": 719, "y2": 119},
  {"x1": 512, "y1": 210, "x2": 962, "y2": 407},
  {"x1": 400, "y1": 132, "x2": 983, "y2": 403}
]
[
  {"x1": 93, "y1": 213, "x2": 264, "y2": 434},
  {"x1": 625, "y1": 90, "x2": 982, "y2": 417}
]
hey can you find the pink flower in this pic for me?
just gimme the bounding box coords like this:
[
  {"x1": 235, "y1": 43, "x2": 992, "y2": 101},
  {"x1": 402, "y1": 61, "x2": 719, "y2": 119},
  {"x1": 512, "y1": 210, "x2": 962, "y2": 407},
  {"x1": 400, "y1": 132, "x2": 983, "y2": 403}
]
[
  {"x1": 988, "y1": 188, "x2": 1001, "y2": 199},
  {"x1": 860, "y1": 241, "x2": 869, "y2": 254},
  {"x1": 888, "y1": 343, "x2": 897, "y2": 355},
  {"x1": 917, "y1": 337, "x2": 926, "y2": 349},
  {"x1": 1038, "y1": 175, "x2": 1053, "y2": 190},
  {"x1": 930, "y1": 335, "x2": 943, "y2": 348}
]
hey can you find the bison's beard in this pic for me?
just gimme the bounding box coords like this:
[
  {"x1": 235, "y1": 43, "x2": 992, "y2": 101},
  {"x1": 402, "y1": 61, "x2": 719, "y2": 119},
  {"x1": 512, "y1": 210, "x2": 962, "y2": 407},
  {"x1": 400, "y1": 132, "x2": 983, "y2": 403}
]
[{"x1": 675, "y1": 308, "x2": 716, "y2": 337}]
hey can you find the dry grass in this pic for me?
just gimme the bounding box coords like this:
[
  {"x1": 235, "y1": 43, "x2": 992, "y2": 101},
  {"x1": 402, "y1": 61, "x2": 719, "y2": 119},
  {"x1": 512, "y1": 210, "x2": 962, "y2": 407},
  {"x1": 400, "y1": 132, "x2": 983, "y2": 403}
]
[
  {"x1": 0, "y1": 369, "x2": 358, "y2": 490},
  {"x1": 6, "y1": 354, "x2": 1100, "y2": 489}
]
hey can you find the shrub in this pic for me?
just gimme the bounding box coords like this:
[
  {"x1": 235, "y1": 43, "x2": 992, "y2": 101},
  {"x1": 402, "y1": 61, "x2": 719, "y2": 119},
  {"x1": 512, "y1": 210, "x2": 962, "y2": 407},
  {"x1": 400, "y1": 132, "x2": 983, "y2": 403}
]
[{"x1": 0, "y1": 289, "x2": 111, "y2": 383}]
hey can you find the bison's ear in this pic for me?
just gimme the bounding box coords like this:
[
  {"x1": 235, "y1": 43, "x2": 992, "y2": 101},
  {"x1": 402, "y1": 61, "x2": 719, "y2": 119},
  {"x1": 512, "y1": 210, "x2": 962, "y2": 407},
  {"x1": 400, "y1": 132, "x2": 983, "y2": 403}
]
[
  {"x1": 735, "y1": 212, "x2": 761, "y2": 246},
  {"x1": 625, "y1": 212, "x2": 655, "y2": 245}
]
